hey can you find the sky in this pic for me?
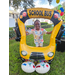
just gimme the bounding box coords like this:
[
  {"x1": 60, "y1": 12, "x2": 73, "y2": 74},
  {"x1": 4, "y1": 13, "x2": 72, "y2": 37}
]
[
  {"x1": 34, "y1": 0, "x2": 65, "y2": 9},
  {"x1": 9, "y1": 0, "x2": 65, "y2": 12}
]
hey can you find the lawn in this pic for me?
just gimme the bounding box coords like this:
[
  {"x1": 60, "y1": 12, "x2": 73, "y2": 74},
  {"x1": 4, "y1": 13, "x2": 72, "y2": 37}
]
[{"x1": 9, "y1": 27, "x2": 65, "y2": 75}]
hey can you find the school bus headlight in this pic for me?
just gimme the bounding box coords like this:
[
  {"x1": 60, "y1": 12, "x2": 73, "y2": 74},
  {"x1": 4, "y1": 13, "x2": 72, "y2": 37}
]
[
  {"x1": 21, "y1": 51, "x2": 27, "y2": 56},
  {"x1": 47, "y1": 52, "x2": 54, "y2": 57}
]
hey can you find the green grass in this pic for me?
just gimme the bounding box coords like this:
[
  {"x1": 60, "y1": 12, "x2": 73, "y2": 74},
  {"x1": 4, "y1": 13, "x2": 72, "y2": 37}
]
[{"x1": 9, "y1": 27, "x2": 65, "y2": 75}]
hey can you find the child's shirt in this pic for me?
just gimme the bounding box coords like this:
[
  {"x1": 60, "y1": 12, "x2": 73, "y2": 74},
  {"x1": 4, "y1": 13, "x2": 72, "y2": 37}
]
[{"x1": 27, "y1": 28, "x2": 47, "y2": 43}]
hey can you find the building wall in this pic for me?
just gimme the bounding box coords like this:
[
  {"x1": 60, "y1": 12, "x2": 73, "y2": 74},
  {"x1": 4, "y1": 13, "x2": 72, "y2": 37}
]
[
  {"x1": 25, "y1": 19, "x2": 33, "y2": 26},
  {"x1": 9, "y1": 18, "x2": 15, "y2": 27},
  {"x1": 9, "y1": 10, "x2": 19, "y2": 27},
  {"x1": 9, "y1": 13, "x2": 19, "y2": 19}
]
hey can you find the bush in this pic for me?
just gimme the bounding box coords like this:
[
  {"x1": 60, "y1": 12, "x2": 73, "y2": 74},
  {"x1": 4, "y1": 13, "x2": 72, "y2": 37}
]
[
  {"x1": 41, "y1": 25, "x2": 52, "y2": 28},
  {"x1": 41, "y1": 22, "x2": 48, "y2": 25},
  {"x1": 26, "y1": 24, "x2": 52, "y2": 29},
  {"x1": 9, "y1": 30, "x2": 16, "y2": 39},
  {"x1": 26, "y1": 25, "x2": 34, "y2": 29},
  {"x1": 9, "y1": 27, "x2": 14, "y2": 31}
]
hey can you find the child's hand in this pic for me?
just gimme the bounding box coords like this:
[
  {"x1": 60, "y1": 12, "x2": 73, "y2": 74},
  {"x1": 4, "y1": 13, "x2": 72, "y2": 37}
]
[
  {"x1": 26, "y1": 31, "x2": 29, "y2": 35},
  {"x1": 46, "y1": 31, "x2": 52, "y2": 34},
  {"x1": 26, "y1": 31, "x2": 29, "y2": 33}
]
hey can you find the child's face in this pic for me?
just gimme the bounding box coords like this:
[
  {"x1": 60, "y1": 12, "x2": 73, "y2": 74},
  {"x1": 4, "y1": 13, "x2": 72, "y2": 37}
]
[{"x1": 34, "y1": 21, "x2": 41, "y2": 30}]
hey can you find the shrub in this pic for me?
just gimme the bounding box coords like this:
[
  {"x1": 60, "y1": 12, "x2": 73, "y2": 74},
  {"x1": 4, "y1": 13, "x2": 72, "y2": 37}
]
[
  {"x1": 26, "y1": 24, "x2": 52, "y2": 29},
  {"x1": 9, "y1": 27, "x2": 14, "y2": 30},
  {"x1": 26, "y1": 25, "x2": 34, "y2": 29},
  {"x1": 41, "y1": 25, "x2": 52, "y2": 28},
  {"x1": 41, "y1": 22, "x2": 48, "y2": 25},
  {"x1": 9, "y1": 30, "x2": 16, "y2": 39}
]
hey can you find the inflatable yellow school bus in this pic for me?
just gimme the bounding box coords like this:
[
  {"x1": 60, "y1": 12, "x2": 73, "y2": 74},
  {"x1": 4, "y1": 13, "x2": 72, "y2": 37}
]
[{"x1": 15, "y1": 8, "x2": 62, "y2": 63}]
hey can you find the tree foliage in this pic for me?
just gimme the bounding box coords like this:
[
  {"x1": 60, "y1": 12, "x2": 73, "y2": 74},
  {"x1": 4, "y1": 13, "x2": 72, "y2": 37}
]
[
  {"x1": 9, "y1": 0, "x2": 35, "y2": 9},
  {"x1": 48, "y1": 0, "x2": 53, "y2": 5}
]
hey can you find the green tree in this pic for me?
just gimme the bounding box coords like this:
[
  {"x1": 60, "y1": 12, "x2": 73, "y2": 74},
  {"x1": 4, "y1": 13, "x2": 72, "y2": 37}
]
[
  {"x1": 48, "y1": 0, "x2": 53, "y2": 5},
  {"x1": 9, "y1": 0, "x2": 35, "y2": 9}
]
